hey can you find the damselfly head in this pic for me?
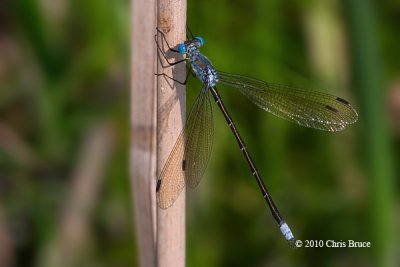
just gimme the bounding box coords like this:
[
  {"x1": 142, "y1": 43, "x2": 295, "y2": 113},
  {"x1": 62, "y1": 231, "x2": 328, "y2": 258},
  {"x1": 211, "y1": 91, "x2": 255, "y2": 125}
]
[
  {"x1": 195, "y1": 36, "x2": 204, "y2": 46},
  {"x1": 177, "y1": 37, "x2": 204, "y2": 54}
]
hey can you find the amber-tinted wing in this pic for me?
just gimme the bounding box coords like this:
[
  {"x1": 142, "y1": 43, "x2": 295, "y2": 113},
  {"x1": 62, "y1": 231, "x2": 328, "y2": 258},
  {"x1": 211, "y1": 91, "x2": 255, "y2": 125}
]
[{"x1": 156, "y1": 85, "x2": 214, "y2": 209}]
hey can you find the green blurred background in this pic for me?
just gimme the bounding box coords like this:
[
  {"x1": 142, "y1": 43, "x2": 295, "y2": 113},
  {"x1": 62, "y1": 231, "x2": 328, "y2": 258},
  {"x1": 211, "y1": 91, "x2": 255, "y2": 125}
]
[{"x1": 1, "y1": 0, "x2": 399, "y2": 266}]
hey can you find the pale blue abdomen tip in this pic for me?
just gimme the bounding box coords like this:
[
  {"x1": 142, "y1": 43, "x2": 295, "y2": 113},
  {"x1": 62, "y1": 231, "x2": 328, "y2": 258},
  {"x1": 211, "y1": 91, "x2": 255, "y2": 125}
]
[
  {"x1": 178, "y1": 43, "x2": 186, "y2": 54},
  {"x1": 280, "y1": 222, "x2": 295, "y2": 242}
]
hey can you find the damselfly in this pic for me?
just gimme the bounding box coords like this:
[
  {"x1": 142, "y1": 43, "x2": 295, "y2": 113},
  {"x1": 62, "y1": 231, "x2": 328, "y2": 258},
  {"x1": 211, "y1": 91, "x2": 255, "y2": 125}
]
[{"x1": 155, "y1": 28, "x2": 358, "y2": 245}]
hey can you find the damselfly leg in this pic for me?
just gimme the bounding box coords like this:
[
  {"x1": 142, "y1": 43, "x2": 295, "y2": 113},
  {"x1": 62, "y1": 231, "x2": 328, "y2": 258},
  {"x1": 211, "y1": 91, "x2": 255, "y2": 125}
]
[{"x1": 155, "y1": 28, "x2": 186, "y2": 67}]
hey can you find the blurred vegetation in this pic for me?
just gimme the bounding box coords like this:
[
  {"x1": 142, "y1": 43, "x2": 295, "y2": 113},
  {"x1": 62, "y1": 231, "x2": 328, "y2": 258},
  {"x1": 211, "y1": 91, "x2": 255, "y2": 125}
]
[
  {"x1": 1, "y1": 0, "x2": 133, "y2": 266},
  {"x1": 0, "y1": 0, "x2": 399, "y2": 266}
]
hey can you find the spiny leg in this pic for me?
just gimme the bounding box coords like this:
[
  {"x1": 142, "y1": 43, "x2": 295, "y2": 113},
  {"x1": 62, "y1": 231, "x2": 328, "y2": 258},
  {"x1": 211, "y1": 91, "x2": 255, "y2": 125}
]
[
  {"x1": 156, "y1": 27, "x2": 181, "y2": 53},
  {"x1": 155, "y1": 27, "x2": 187, "y2": 68},
  {"x1": 155, "y1": 34, "x2": 186, "y2": 67},
  {"x1": 155, "y1": 66, "x2": 193, "y2": 86}
]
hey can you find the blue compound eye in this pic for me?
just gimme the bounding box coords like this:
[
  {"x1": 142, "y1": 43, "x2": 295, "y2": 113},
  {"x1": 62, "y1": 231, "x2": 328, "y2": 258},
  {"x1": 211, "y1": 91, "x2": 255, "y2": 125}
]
[
  {"x1": 195, "y1": 36, "x2": 204, "y2": 46},
  {"x1": 177, "y1": 43, "x2": 186, "y2": 54}
]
